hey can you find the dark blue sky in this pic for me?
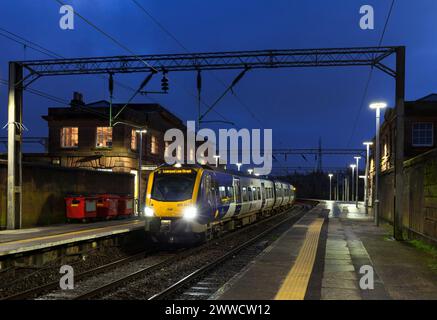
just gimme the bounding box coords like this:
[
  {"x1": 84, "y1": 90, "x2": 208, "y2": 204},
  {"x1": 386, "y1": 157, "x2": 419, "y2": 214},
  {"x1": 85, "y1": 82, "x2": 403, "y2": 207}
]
[{"x1": 1, "y1": 0, "x2": 437, "y2": 172}]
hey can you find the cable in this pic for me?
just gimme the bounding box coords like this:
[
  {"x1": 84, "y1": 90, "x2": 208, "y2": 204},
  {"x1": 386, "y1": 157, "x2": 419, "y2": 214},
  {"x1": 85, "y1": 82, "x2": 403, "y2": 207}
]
[
  {"x1": 130, "y1": 0, "x2": 287, "y2": 173},
  {"x1": 0, "y1": 78, "x2": 63, "y2": 104},
  {"x1": 52, "y1": 0, "x2": 218, "y2": 123},
  {"x1": 0, "y1": 30, "x2": 60, "y2": 59},
  {"x1": 54, "y1": 0, "x2": 157, "y2": 73},
  {"x1": 346, "y1": 0, "x2": 396, "y2": 147},
  {"x1": 129, "y1": 0, "x2": 255, "y2": 126}
]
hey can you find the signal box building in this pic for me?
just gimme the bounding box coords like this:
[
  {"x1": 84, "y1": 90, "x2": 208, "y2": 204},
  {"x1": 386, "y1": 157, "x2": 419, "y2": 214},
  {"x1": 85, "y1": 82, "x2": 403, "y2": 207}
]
[{"x1": 32, "y1": 92, "x2": 187, "y2": 205}]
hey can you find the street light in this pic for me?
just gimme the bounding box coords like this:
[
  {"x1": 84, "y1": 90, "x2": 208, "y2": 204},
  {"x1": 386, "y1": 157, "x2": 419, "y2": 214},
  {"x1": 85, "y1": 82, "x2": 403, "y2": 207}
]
[
  {"x1": 213, "y1": 155, "x2": 220, "y2": 168},
  {"x1": 236, "y1": 163, "x2": 242, "y2": 171},
  {"x1": 328, "y1": 173, "x2": 333, "y2": 201},
  {"x1": 363, "y1": 141, "x2": 373, "y2": 210},
  {"x1": 247, "y1": 169, "x2": 253, "y2": 175},
  {"x1": 354, "y1": 156, "x2": 361, "y2": 208},
  {"x1": 370, "y1": 101, "x2": 387, "y2": 226},
  {"x1": 350, "y1": 164, "x2": 356, "y2": 203},
  {"x1": 135, "y1": 129, "x2": 147, "y2": 216}
]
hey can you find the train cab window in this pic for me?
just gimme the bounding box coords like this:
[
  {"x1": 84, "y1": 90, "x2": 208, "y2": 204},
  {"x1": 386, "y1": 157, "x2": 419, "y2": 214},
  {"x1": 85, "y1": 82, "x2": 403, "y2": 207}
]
[
  {"x1": 151, "y1": 170, "x2": 197, "y2": 202},
  {"x1": 257, "y1": 187, "x2": 261, "y2": 200},
  {"x1": 252, "y1": 188, "x2": 257, "y2": 201}
]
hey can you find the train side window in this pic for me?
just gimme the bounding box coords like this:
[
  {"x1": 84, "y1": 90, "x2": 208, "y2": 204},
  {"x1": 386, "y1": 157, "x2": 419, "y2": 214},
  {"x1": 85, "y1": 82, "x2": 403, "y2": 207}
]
[
  {"x1": 227, "y1": 186, "x2": 234, "y2": 201},
  {"x1": 242, "y1": 187, "x2": 247, "y2": 202},
  {"x1": 219, "y1": 186, "x2": 226, "y2": 199}
]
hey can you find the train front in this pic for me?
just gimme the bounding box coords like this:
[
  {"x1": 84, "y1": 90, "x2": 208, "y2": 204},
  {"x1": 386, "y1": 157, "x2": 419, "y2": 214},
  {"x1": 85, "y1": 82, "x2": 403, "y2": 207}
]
[{"x1": 143, "y1": 166, "x2": 205, "y2": 243}]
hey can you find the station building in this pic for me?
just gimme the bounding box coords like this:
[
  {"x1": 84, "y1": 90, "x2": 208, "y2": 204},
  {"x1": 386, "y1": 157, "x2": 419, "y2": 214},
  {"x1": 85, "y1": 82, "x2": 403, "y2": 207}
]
[
  {"x1": 29, "y1": 92, "x2": 187, "y2": 205},
  {"x1": 368, "y1": 93, "x2": 437, "y2": 241},
  {"x1": 0, "y1": 92, "x2": 188, "y2": 226}
]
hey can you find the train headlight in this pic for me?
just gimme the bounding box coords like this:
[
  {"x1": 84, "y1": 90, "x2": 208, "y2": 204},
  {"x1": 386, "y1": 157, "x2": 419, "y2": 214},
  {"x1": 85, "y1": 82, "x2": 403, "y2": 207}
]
[
  {"x1": 144, "y1": 206, "x2": 155, "y2": 217},
  {"x1": 183, "y1": 206, "x2": 197, "y2": 220}
]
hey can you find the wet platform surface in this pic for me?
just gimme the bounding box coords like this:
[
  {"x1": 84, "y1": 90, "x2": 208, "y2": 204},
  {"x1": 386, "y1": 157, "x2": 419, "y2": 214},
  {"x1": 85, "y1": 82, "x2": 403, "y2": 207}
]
[
  {"x1": 0, "y1": 218, "x2": 144, "y2": 257},
  {"x1": 215, "y1": 201, "x2": 437, "y2": 300}
]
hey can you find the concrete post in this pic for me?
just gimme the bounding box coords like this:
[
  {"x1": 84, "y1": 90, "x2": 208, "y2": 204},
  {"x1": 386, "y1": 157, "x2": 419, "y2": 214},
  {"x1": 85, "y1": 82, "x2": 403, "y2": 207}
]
[{"x1": 394, "y1": 47, "x2": 405, "y2": 240}]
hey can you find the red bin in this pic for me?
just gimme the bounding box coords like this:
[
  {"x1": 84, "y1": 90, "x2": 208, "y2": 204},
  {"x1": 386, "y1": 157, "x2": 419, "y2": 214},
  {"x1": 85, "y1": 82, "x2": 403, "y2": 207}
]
[
  {"x1": 96, "y1": 194, "x2": 119, "y2": 219},
  {"x1": 118, "y1": 195, "x2": 134, "y2": 217},
  {"x1": 65, "y1": 195, "x2": 98, "y2": 221}
]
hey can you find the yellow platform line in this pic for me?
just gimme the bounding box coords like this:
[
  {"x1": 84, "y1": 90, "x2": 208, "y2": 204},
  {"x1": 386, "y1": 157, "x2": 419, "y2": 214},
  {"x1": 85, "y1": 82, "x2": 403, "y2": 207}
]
[
  {"x1": 275, "y1": 218, "x2": 324, "y2": 300},
  {"x1": 0, "y1": 220, "x2": 143, "y2": 246}
]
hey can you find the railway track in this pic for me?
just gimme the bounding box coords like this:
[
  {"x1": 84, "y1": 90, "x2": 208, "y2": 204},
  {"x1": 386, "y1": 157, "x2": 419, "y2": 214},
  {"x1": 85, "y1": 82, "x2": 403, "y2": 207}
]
[
  {"x1": 148, "y1": 205, "x2": 308, "y2": 300},
  {"x1": 74, "y1": 203, "x2": 312, "y2": 300},
  {"x1": 1, "y1": 250, "x2": 149, "y2": 300},
  {"x1": 3, "y1": 201, "x2": 314, "y2": 300}
]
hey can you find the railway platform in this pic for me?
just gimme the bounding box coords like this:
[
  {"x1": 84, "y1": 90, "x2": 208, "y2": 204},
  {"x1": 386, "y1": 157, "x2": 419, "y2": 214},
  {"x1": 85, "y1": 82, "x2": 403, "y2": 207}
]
[
  {"x1": 215, "y1": 201, "x2": 437, "y2": 300},
  {"x1": 0, "y1": 217, "x2": 144, "y2": 258}
]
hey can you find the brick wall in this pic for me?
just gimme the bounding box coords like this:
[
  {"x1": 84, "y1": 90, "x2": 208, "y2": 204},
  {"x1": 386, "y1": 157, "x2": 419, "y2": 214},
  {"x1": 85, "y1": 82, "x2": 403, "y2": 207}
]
[
  {"x1": 378, "y1": 148, "x2": 437, "y2": 241},
  {"x1": 0, "y1": 161, "x2": 134, "y2": 229}
]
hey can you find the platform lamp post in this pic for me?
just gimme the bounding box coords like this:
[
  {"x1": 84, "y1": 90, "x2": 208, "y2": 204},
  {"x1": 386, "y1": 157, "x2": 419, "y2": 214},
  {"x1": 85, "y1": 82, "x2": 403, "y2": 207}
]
[
  {"x1": 236, "y1": 163, "x2": 242, "y2": 171},
  {"x1": 136, "y1": 129, "x2": 147, "y2": 216},
  {"x1": 247, "y1": 169, "x2": 253, "y2": 175},
  {"x1": 363, "y1": 141, "x2": 373, "y2": 210},
  {"x1": 350, "y1": 164, "x2": 356, "y2": 203},
  {"x1": 370, "y1": 102, "x2": 387, "y2": 226},
  {"x1": 354, "y1": 156, "x2": 361, "y2": 208},
  {"x1": 328, "y1": 173, "x2": 333, "y2": 201}
]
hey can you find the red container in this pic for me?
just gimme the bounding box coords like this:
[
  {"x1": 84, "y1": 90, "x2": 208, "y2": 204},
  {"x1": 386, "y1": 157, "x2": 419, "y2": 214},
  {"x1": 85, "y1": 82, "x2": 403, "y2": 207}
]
[
  {"x1": 65, "y1": 195, "x2": 97, "y2": 221},
  {"x1": 96, "y1": 194, "x2": 119, "y2": 219},
  {"x1": 118, "y1": 195, "x2": 134, "y2": 217}
]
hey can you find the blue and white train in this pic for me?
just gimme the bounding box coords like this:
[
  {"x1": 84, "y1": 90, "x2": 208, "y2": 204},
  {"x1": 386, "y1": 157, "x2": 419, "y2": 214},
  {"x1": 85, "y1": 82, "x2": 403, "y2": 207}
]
[{"x1": 144, "y1": 164, "x2": 296, "y2": 243}]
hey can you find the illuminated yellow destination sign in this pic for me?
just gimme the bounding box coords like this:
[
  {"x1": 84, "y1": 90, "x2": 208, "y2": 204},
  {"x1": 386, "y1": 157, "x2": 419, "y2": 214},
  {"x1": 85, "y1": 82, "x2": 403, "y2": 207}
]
[{"x1": 159, "y1": 169, "x2": 193, "y2": 174}]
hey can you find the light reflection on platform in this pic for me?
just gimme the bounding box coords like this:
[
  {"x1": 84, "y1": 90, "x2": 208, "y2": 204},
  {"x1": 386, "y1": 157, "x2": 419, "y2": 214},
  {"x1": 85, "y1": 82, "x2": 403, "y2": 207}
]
[{"x1": 323, "y1": 201, "x2": 373, "y2": 221}]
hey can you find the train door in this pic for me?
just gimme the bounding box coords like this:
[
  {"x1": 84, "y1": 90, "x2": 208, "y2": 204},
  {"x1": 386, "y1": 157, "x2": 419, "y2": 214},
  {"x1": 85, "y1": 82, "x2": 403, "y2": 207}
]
[
  {"x1": 261, "y1": 183, "x2": 266, "y2": 209},
  {"x1": 203, "y1": 173, "x2": 217, "y2": 219},
  {"x1": 233, "y1": 178, "x2": 242, "y2": 215}
]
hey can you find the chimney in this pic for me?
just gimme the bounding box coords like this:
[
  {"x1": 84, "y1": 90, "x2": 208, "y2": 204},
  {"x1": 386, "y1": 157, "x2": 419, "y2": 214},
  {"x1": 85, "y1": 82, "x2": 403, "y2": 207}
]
[{"x1": 70, "y1": 91, "x2": 84, "y2": 108}]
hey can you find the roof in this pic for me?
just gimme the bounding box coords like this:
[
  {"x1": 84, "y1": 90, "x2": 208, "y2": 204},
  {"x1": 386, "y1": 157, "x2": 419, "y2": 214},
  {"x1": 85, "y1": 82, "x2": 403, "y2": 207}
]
[
  {"x1": 416, "y1": 93, "x2": 437, "y2": 102},
  {"x1": 42, "y1": 99, "x2": 185, "y2": 129}
]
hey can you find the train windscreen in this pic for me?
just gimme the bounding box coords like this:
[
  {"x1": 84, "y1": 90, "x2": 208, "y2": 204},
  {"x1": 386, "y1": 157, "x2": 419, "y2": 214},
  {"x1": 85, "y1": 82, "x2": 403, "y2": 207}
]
[{"x1": 151, "y1": 170, "x2": 197, "y2": 202}]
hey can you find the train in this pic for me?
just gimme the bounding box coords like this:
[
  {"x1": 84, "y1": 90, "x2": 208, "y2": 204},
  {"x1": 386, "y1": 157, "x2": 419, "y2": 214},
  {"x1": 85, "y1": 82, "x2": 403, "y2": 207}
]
[{"x1": 143, "y1": 164, "x2": 296, "y2": 243}]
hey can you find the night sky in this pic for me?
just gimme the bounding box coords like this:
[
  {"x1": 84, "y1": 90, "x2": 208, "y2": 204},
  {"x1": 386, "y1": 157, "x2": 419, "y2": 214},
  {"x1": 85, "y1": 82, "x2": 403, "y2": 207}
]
[{"x1": 1, "y1": 0, "x2": 437, "y2": 172}]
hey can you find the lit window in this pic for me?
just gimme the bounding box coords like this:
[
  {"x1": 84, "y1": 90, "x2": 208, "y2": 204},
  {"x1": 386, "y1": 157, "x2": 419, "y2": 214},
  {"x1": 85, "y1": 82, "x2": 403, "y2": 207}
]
[
  {"x1": 151, "y1": 135, "x2": 159, "y2": 154},
  {"x1": 61, "y1": 127, "x2": 78, "y2": 148},
  {"x1": 96, "y1": 127, "x2": 112, "y2": 148},
  {"x1": 412, "y1": 123, "x2": 433, "y2": 147},
  {"x1": 131, "y1": 129, "x2": 137, "y2": 150}
]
